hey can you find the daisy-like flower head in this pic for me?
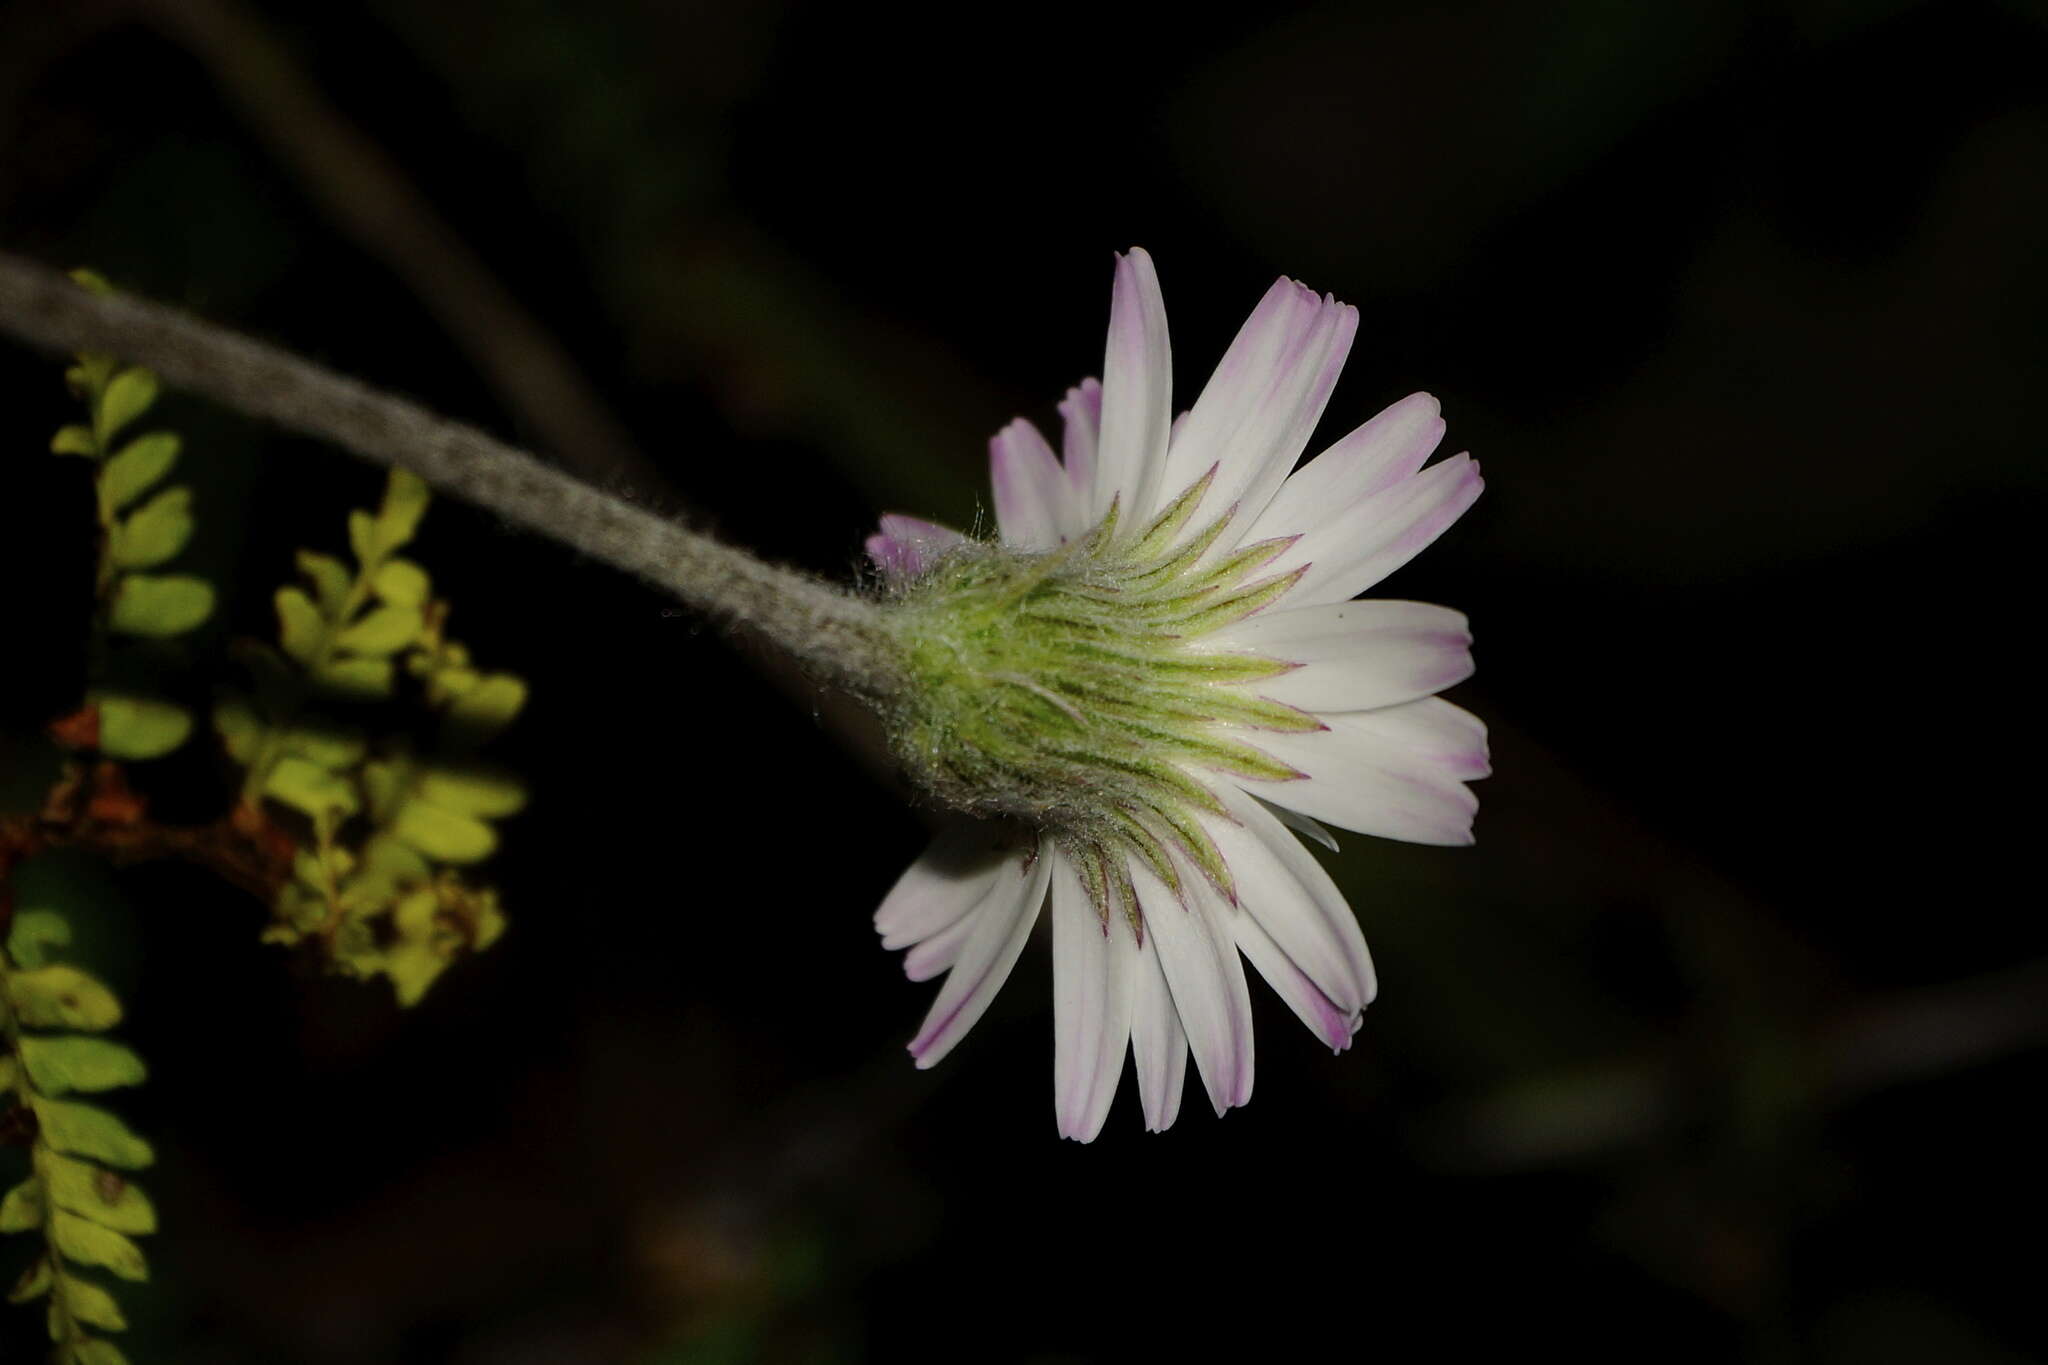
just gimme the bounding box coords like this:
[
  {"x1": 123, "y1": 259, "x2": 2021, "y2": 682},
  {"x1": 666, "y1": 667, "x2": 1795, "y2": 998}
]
[{"x1": 867, "y1": 249, "x2": 1486, "y2": 1140}]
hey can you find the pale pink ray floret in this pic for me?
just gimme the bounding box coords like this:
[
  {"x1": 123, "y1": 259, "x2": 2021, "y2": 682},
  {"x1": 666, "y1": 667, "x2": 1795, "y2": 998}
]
[{"x1": 868, "y1": 249, "x2": 1487, "y2": 1140}]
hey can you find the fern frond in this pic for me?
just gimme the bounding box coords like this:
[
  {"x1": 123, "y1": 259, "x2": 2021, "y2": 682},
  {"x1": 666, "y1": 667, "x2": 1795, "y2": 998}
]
[
  {"x1": 0, "y1": 905, "x2": 153, "y2": 1365},
  {"x1": 51, "y1": 270, "x2": 212, "y2": 765},
  {"x1": 218, "y1": 469, "x2": 528, "y2": 1005}
]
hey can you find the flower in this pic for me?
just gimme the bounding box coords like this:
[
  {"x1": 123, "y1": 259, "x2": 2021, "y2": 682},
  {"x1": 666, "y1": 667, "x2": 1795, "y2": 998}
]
[{"x1": 868, "y1": 249, "x2": 1486, "y2": 1140}]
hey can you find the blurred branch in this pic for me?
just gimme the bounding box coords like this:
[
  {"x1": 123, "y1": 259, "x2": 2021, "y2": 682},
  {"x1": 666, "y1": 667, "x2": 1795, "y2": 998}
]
[
  {"x1": 126, "y1": 0, "x2": 661, "y2": 497},
  {"x1": 1, "y1": 749, "x2": 291, "y2": 904},
  {"x1": 367, "y1": 0, "x2": 1001, "y2": 524},
  {"x1": 1421, "y1": 957, "x2": 2048, "y2": 1170},
  {"x1": 1823, "y1": 957, "x2": 2048, "y2": 1095},
  {"x1": 0, "y1": 0, "x2": 122, "y2": 152},
  {"x1": 1402, "y1": 714, "x2": 2045, "y2": 1172}
]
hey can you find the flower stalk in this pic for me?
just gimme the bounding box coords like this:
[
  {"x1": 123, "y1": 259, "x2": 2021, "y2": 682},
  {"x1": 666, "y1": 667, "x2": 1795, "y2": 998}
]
[{"x1": 0, "y1": 251, "x2": 901, "y2": 701}]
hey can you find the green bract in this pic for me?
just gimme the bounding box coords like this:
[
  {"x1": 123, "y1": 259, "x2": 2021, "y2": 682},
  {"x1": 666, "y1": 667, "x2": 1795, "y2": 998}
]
[{"x1": 882, "y1": 478, "x2": 1318, "y2": 922}]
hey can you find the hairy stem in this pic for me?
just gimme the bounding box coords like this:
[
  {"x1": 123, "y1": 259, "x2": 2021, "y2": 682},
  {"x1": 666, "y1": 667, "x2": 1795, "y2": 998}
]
[{"x1": 0, "y1": 250, "x2": 903, "y2": 700}]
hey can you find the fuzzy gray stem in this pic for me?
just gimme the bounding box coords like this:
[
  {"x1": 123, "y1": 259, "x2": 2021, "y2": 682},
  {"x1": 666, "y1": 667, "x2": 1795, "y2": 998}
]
[{"x1": 0, "y1": 250, "x2": 903, "y2": 700}]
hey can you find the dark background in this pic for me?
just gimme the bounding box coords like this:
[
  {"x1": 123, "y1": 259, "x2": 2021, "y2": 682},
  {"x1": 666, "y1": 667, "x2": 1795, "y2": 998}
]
[{"x1": 2, "y1": 0, "x2": 2043, "y2": 1361}]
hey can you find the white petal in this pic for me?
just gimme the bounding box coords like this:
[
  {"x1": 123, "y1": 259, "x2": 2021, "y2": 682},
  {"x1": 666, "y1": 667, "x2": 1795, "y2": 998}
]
[
  {"x1": 1206, "y1": 783, "x2": 1377, "y2": 1012},
  {"x1": 1246, "y1": 392, "x2": 1445, "y2": 544},
  {"x1": 1156, "y1": 278, "x2": 1358, "y2": 545},
  {"x1": 1050, "y1": 855, "x2": 1138, "y2": 1142},
  {"x1": 1136, "y1": 858, "x2": 1254, "y2": 1116},
  {"x1": 1340, "y1": 696, "x2": 1491, "y2": 779},
  {"x1": 1235, "y1": 705, "x2": 1485, "y2": 846},
  {"x1": 1230, "y1": 905, "x2": 1362, "y2": 1052},
  {"x1": 903, "y1": 898, "x2": 985, "y2": 981},
  {"x1": 1206, "y1": 600, "x2": 1474, "y2": 712},
  {"x1": 989, "y1": 418, "x2": 1069, "y2": 550},
  {"x1": 907, "y1": 842, "x2": 1053, "y2": 1069},
  {"x1": 1091, "y1": 249, "x2": 1172, "y2": 528},
  {"x1": 1264, "y1": 454, "x2": 1484, "y2": 607},
  {"x1": 1256, "y1": 796, "x2": 1340, "y2": 852},
  {"x1": 873, "y1": 824, "x2": 1011, "y2": 950},
  {"x1": 1058, "y1": 377, "x2": 1102, "y2": 525},
  {"x1": 1129, "y1": 936, "x2": 1188, "y2": 1132}
]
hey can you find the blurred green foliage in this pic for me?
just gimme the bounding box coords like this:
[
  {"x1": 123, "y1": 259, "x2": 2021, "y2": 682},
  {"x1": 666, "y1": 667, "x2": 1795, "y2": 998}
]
[
  {"x1": 53, "y1": 271, "x2": 213, "y2": 763},
  {"x1": 1, "y1": 906, "x2": 154, "y2": 1365},
  {"x1": 218, "y1": 467, "x2": 527, "y2": 1004},
  {"x1": 1, "y1": 278, "x2": 531, "y2": 1360}
]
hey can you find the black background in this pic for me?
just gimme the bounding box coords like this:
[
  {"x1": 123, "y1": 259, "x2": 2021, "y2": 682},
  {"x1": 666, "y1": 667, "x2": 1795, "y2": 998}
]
[{"x1": 1, "y1": 1, "x2": 2042, "y2": 1361}]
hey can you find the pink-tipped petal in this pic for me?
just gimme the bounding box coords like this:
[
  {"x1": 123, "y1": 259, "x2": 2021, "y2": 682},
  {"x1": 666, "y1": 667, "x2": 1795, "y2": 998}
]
[
  {"x1": 1267, "y1": 454, "x2": 1484, "y2": 607},
  {"x1": 1050, "y1": 854, "x2": 1138, "y2": 1142},
  {"x1": 878, "y1": 514, "x2": 966, "y2": 553},
  {"x1": 989, "y1": 418, "x2": 1070, "y2": 550},
  {"x1": 1234, "y1": 707, "x2": 1484, "y2": 846},
  {"x1": 1247, "y1": 392, "x2": 1446, "y2": 545},
  {"x1": 1157, "y1": 278, "x2": 1359, "y2": 545},
  {"x1": 1129, "y1": 936, "x2": 1189, "y2": 1132},
  {"x1": 1091, "y1": 249, "x2": 1173, "y2": 527},
  {"x1": 1137, "y1": 858, "x2": 1255, "y2": 1117},
  {"x1": 1226, "y1": 301, "x2": 1358, "y2": 539},
  {"x1": 1339, "y1": 696, "x2": 1492, "y2": 780},
  {"x1": 1204, "y1": 783, "x2": 1377, "y2": 1014},
  {"x1": 907, "y1": 844, "x2": 1053, "y2": 1069},
  {"x1": 1154, "y1": 280, "x2": 1311, "y2": 497},
  {"x1": 1058, "y1": 377, "x2": 1102, "y2": 511},
  {"x1": 874, "y1": 824, "x2": 1012, "y2": 950},
  {"x1": 1230, "y1": 908, "x2": 1361, "y2": 1052},
  {"x1": 1207, "y1": 600, "x2": 1474, "y2": 712},
  {"x1": 864, "y1": 533, "x2": 917, "y2": 583},
  {"x1": 866, "y1": 513, "x2": 966, "y2": 584}
]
